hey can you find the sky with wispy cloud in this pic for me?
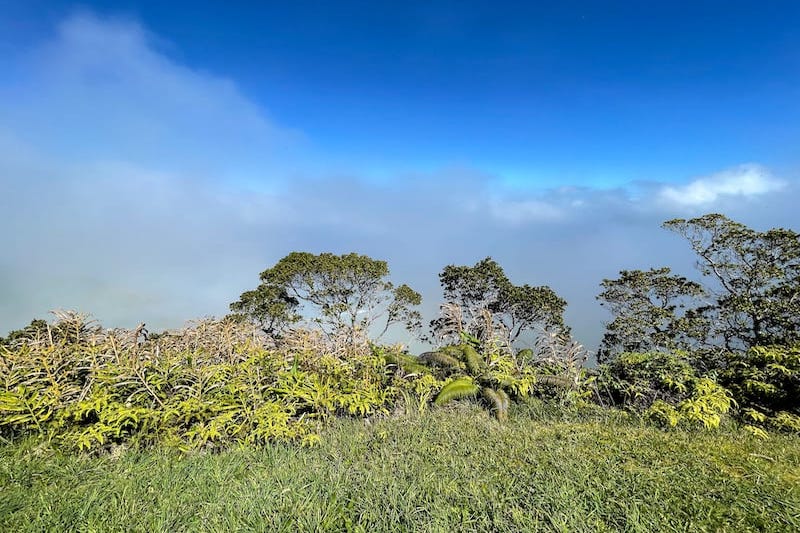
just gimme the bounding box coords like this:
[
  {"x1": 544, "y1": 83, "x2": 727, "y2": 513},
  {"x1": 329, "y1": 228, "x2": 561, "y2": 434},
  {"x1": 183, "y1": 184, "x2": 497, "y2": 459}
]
[{"x1": 2, "y1": 1, "x2": 800, "y2": 353}]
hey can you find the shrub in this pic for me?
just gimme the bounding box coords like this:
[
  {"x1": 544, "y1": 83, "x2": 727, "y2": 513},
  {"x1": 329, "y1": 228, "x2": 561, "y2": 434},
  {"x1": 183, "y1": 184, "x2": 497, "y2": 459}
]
[
  {"x1": 0, "y1": 312, "x2": 407, "y2": 452},
  {"x1": 720, "y1": 345, "x2": 800, "y2": 434},
  {"x1": 419, "y1": 336, "x2": 535, "y2": 421},
  {"x1": 597, "y1": 352, "x2": 734, "y2": 429}
]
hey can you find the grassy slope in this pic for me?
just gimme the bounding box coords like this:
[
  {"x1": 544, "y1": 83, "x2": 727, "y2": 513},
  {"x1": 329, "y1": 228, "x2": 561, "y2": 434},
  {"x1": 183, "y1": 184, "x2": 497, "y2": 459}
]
[{"x1": 1, "y1": 405, "x2": 798, "y2": 532}]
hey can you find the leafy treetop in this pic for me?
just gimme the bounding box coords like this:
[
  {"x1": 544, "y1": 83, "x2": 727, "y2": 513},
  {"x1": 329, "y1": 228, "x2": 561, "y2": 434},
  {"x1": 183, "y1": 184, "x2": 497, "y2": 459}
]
[
  {"x1": 231, "y1": 252, "x2": 422, "y2": 343},
  {"x1": 596, "y1": 267, "x2": 706, "y2": 363},
  {"x1": 664, "y1": 213, "x2": 800, "y2": 350},
  {"x1": 432, "y1": 257, "x2": 567, "y2": 345}
]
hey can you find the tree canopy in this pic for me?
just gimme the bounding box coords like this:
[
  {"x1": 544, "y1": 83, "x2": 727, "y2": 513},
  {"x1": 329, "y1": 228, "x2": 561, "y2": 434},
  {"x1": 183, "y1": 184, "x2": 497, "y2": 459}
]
[
  {"x1": 664, "y1": 214, "x2": 800, "y2": 350},
  {"x1": 596, "y1": 267, "x2": 707, "y2": 363},
  {"x1": 598, "y1": 214, "x2": 800, "y2": 363},
  {"x1": 230, "y1": 252, "x2": 422, "y2": 343},
  {"x1": 431, "y1": 257, "x2": 567, "y2": 345},
  {"x1": 229, "y1": 284, "x2": 300, "y2": 337}
]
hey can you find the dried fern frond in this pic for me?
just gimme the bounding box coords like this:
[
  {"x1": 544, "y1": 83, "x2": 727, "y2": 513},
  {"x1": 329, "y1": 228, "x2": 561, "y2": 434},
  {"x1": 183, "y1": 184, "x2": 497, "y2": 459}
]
[
  {"x1": 471, "y1": 307, "x2": 512, "y2": 347},
  {"x1": 47, "y1": 309, "x2": 102, "y2": 346},
  {"x1": 431, "y1": 303, "x2": 466, "y2": 346}
]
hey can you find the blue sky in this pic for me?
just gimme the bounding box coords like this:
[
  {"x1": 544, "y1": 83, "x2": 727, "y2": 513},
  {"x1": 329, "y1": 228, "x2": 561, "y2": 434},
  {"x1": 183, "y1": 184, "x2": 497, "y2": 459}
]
[{"x1": 2, "y1": 1, "x2": 799, "y2": 351}]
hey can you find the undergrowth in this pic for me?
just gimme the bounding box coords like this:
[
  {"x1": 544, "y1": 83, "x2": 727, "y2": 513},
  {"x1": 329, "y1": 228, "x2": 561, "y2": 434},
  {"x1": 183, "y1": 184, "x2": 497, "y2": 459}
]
[{"x1": 0, "y1": 312, "x2": 417, "y2": 451}]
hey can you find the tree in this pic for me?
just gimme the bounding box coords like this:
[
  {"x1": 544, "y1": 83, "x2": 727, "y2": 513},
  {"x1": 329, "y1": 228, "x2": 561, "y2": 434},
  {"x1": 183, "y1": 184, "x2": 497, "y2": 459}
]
[
  {"x1": 596, "y1": 267, "x2": 707, "y2": 363},
  {"x1": 0, "y1": 319, "x2": 49, "y2": 347},
  {"x1": 231, "y1": 252, "x2": 422, "y2": 344},
  {"x1": 229, "y1": 284, "x2": 299, "y2": 336},
  {"x1": 431, "y1": 257, "x2": 567, "y2": 345},
  {"x1": 664, "y1": 214, "x2": 800, "y2": 350}
]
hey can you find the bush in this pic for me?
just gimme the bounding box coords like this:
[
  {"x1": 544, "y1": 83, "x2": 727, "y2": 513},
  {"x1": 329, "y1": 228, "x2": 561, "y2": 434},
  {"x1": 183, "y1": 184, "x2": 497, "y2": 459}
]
[
  {"x1": 596, "y1": 352, "x2": 734, "y2": 429},
  {"x1": 0, "y1": 312, "x2": 409, "y2": 452},
  {"x1": 720, "y1": 345, "x2": 800, "y2": 434}
]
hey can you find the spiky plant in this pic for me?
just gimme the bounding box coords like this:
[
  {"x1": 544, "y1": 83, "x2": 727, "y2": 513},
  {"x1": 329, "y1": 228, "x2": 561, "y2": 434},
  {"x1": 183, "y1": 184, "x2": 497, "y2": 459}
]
[
  {"x1": 423, "y1": 334, "x2": 531, "y2": 421},
  {"x1": 527, "y1": 328, "x2": 593, "y2": 404},
  {"x1": 434, "y1": 376, "x2": 480, "y2": 406}
]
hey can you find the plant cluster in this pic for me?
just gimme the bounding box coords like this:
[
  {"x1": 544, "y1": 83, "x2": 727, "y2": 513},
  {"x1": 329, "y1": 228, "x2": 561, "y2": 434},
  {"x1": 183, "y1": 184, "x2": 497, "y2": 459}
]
[
  {"x1": 596, "y1": 351, "x2": 734, "y2": 429},
  {"x1": 0, "y1": 312, "x2": 408, "y2": 452},
  {"x1": 594, "y1": 213, "x2": 800, "y2": 435},
  {"x1": 719, "y1": 345, "x2": 800, "y2": 436}
]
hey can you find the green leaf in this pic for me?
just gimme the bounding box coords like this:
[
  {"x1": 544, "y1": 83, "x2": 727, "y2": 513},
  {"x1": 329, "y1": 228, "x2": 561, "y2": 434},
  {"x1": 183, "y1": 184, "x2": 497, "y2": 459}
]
[{"x1": 434, "y1": 378, "x2": 480, "y2": 406}]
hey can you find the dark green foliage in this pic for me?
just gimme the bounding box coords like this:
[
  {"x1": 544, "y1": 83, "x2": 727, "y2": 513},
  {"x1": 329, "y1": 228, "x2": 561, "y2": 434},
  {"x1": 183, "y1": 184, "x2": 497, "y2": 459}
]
[
  {"x1": 418, "y1": 350, "x2": 462, "y2": 371},
  {"x1": 0, "y1": 319, "x2": 49, "y2": 347},
  {"x1": 596, "y1": 352, "x2": 734, "y2": 428},
  {"x1": 664, "y1": 213, "x2": 800, "y2": 350},
  {"x1": 720, "y1": 345, "x2": 800, "y2": 433},
  {"x1": 598, "y1": 215, "x2": 800, "y2": 373},
  {"x1": 232, "y1": 252, "x2": 422, "y2": 343},
  {"x1": 229, "y1": 284, "x2": 300, "y2": 336},
  {"x1": 380, "y1": 350, "x2": 429, "y2": 376},
  {"x1": 432, "y1": 257, "x2": 567, "y2": 344},
  {"x1": 460, "y1": 344, "x2": 484, "y2": 375},
  {"x1": 598, "y1": 351, "x2": 700, "y2": 409},
  {"x1": 597, "y1": 268, "x2": 706, "y2": 363}
]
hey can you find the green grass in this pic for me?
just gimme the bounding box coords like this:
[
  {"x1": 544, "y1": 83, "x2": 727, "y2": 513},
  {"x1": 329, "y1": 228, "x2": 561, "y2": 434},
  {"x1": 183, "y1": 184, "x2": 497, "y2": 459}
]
[{"x1": 2, "y1": 404, "x2": 799, "y2": 532}]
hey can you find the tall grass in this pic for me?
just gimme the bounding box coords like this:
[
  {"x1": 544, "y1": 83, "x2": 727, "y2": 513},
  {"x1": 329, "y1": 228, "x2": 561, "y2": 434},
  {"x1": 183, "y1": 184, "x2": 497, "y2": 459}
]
[
  {"x1": 2, "y1": 312, "x2": 799, "y2": 531},
  {"x1": 2, "y1": 404, "x2": 798, "y2": 532}
]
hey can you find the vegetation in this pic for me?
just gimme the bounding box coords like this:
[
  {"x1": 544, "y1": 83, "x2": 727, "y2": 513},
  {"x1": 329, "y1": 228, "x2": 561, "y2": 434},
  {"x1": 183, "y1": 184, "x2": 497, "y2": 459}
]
[
  {"x1": 593, "y1": 213, "x2": 800, "y2": 435},
  {"x1": 430, "y1": 257, "x2": 567, "y2": 345},
  {"x1": 231, "y1": 252, "x2": 422, "y2": 342},
  {"x1": 596, "y1": 351, "x2": 735, "y2": 429},
  {"x1": 720, "y1": 345, "x2": 800, "y2": 436},
  {"x1": 2, "y1": 407, "x2": 798, "y2": 532},
  {"x1": 2, "y1": 212, "x2": 800, "y2": 530},
  {"x1": 664, "y1": 213, "x2": 800, "y2": 350},
  {"x1": 596, "y1": 268, "x2": 706, "y2": 363},
  {"x1": 0, "y1": 312, "x2": 407, "y2": 452}
]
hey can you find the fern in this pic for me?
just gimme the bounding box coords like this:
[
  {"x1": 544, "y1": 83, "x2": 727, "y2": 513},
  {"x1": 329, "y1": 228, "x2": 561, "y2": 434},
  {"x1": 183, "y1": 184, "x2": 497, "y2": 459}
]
[
  {"x1": 742, "y1": 424, "x2": 770, "y2": 440},
  {"x1": 645, "y1": 400, "x2": 680, "y2": 428},
  {"x1": 772, "y1": 411, "x2": 800, "y2": 433},
  {"x1": 481, "y1": 387, "x2": 510, "y2": 421},
  {"x1": 418, "y1": 351, "x2": 462, "y2": 369},
  {"x1": 460, "y1": 345, "x2": 485, "y2": 375},
  {"x1": 434, "y1": 377, "x2": 480, "y2": 406},
  {"x1": 383, "y1": 352, "x2": 429, "y2": 376}
]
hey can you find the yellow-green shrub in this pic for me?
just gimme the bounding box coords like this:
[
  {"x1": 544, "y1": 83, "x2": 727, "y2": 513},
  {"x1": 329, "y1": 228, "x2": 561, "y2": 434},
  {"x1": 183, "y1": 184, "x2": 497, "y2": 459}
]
[
  {"x1": 598, "y1": 352, "x2": 734, "y2": 429},
  {"x1": 720, "y1": 345, "x2": 800, "y2": 434},
  {"x1": 0, "y1": 313, "x2": 410, "y2": 452}
]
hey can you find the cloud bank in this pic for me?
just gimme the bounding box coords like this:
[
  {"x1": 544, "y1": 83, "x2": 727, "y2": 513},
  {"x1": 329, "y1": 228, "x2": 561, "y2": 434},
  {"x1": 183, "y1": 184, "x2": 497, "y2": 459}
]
[{"x1": 2, "y1": 13, "x2": 798, "y2": 355}]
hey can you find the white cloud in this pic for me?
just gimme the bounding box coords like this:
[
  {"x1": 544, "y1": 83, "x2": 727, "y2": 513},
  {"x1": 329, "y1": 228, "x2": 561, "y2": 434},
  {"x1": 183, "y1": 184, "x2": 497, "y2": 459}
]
[
  {"x1": 658, "y1": 164, "x2": 785, "y2": 207},
  {"x1": 1, "y1": 12, "x2": 797, "y2": 357}
]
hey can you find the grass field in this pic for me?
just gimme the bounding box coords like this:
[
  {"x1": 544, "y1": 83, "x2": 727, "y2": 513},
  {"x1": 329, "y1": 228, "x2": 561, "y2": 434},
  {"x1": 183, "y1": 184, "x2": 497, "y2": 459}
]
[{"x1": 2, "y1": 403, "x2": 798, "y2": 532}]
